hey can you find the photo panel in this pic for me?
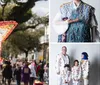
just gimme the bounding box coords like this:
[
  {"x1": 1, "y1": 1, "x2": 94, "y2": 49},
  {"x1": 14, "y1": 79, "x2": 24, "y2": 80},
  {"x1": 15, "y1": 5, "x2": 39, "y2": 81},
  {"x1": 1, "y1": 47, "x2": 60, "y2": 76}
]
[
  {"x1": 49, "y1": 44, "x2": 100, "y2": 85},
  {"x1": 50, "y1": 0, "x2": 100, "y2": 42}
]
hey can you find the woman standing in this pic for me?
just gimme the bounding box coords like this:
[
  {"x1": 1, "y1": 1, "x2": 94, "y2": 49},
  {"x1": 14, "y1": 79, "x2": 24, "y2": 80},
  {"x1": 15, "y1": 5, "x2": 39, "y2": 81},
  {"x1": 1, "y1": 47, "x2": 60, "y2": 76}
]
[
  {"x1": 53, "y1": 0, "x2": 98, "y2": 42},
  {"x1": 81, "y1": 52, "x2": 90, "y2": 85},
  {"x1": 22, "y1": 61, "x2": 31, "y2": 85}
]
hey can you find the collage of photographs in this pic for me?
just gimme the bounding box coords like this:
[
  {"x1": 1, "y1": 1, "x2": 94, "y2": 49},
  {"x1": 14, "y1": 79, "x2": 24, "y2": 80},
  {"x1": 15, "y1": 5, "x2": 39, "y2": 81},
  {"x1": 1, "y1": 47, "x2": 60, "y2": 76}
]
[{"x1": 0, "y1": 0, "x2": 100, "y2": 85}]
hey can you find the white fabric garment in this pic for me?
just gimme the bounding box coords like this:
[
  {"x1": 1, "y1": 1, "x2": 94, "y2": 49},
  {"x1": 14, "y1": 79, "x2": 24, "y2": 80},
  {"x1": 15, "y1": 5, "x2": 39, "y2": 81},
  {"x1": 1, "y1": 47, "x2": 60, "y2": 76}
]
[
  {"x1": 83, "y1": 78, "x2": 89, "y2": 85},
  {"x1": 81, "y1": 60, "x2": 89, "y2": 79},
  {"x1": 55, "y1": 53, "x2": 70, "y2": 74},
  {"x1": 72, "y1": 66, "x2": 81, "y2": 80},
  {"x1": 57, "y1": 74, "x2": 63, "y2": 85},
  {"x1": 72, "y1": 80, "x2": 80, "y2": 85},
  {"x1": 90, "y1": 10, "x2": 98, "y2": 42},
  {"x1": 52, "y1": 12, "x2": 69, "y2": 35},
  {"x1": 72, "y1": 66, "x2": 81, "y2": 85},
  {"x1": 63, "y1": 71, "x2": 71, "y2": 85},
  {"x1": 29, "y1": 64, "x2": 36, "y2": 78},
  {"x1": 57, "y1": 74, "x2": 70, "y2": 85},
  {"x1": 56, "y1": 53, "x2": 70, "y2": 85}
]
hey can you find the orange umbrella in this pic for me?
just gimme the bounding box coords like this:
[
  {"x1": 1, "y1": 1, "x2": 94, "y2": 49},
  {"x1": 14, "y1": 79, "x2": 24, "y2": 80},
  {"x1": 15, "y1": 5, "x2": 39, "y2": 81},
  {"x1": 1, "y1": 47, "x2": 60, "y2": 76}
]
[{"x1": 0, "y1": 21, "x2": 18, "y2": 57}]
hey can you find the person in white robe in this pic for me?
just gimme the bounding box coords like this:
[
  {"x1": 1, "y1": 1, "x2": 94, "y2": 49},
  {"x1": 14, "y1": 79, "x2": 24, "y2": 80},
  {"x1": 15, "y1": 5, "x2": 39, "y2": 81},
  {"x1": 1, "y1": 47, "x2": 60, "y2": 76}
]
[{"x1": 55, "y1": 46, "x2": 70, "y2": 85}]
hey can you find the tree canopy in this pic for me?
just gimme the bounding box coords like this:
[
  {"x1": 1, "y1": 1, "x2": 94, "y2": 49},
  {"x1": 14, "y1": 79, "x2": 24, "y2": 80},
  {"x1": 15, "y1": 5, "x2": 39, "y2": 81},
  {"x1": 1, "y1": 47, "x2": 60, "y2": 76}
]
[
  {"x1": 2, "y1": 29, "x2": 44, "y2": 58},
  {"x1": 0, "y1": 0, "x2": 49, "y2": 58},
  {"x1": 0, "y1": 0, "x2": 49, "y2": 32}
]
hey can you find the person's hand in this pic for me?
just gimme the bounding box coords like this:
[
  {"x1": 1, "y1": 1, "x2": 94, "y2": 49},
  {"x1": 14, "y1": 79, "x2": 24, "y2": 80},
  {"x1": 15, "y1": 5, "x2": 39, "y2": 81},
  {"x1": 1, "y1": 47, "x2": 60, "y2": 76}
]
[
  {"x1": 67, "y1": 19, "x2": 72, "y2": 24},
  {"x1": 65, "y1": 80, "x2": 68, "y2": 83},
  {"x1": 66, "y1": 19, "x2": 79, "y2": 24},
  {"x1": 65, "y1": 19, "x2": 70, "y2": 24}
]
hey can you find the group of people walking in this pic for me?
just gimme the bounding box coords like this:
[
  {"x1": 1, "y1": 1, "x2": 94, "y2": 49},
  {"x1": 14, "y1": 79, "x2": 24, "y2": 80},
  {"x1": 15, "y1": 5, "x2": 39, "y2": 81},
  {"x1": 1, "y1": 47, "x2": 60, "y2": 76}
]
[
  {"x1": 1, "y1": 59, "x2": 49, "y2": 85},
  {"x1": 55, "y1": 46, "x2": 89, "y2": 85}
]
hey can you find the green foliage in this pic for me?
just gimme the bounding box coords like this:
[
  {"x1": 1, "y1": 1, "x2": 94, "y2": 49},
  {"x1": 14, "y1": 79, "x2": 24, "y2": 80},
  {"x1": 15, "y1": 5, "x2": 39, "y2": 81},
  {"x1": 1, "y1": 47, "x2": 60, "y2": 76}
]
[
  {"x1": 2, "y1": 29, "x2": 44, "y2": 58},
  {"x1": 0, "y1": 0, "x2": 49, "y2": 58},
  {"x1": 0, "y1": 0, "x2": 37, "y2": 22},
  {"x1": 41, "y1": 15, "x2": 49, "y2": 26}
]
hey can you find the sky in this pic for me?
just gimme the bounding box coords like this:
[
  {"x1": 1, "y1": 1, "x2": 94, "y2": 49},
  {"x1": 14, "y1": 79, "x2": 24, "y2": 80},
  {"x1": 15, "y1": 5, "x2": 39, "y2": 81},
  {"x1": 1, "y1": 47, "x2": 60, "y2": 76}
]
[
  {"x1": 0, "y1": 0, "x2": 49, "y2": 17},
  {"x1": 32, "y1": 1, "x2": 49, "y2": 17}
]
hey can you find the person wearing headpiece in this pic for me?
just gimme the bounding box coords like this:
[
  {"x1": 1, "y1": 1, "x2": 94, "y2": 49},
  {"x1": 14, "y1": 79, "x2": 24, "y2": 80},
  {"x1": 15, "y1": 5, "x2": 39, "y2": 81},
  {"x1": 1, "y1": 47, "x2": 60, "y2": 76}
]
[
  {"x1": 53, "y1": 0, "x2": 98, "y2": 42},
  {"x1": 81, "y1": 52, "x2": 90, "y2": 85}
]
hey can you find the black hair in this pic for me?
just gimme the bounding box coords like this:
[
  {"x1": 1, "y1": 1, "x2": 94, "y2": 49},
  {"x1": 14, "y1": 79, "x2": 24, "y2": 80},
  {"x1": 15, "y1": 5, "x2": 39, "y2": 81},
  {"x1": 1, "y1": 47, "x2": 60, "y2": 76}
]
[
  {"x1": 74, "y1": 60, "x2": 79, "y2": 66},
  {"x1": 82, "y1": 52, "x2": 88, "y2": 59},
  {"x1": 62, "y1": 46, "x2": 67, "y2": 49},
  {"x1": 64, "y1": 64, "x2": 70, "y2": 68}
]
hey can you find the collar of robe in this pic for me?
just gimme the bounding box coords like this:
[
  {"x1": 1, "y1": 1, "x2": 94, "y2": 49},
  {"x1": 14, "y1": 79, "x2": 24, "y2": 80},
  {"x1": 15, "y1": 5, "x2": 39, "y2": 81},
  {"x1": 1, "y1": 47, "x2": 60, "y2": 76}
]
[{"x1": 73, "y1": 0, "x2": 82, "y2": 9}]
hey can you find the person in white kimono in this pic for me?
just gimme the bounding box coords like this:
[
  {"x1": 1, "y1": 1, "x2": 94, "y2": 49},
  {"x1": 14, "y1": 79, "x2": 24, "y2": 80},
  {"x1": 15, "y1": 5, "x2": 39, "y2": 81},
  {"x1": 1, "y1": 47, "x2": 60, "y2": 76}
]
[
  {"x1": 55, "y1": 46, "x2": 70, "y2": 85},
  {"x1": 81, "y1": 52, "x2": 90, "y2": 85},
  {"x1": 72, "y1": 60, "x2": 81, "y2": 85}
]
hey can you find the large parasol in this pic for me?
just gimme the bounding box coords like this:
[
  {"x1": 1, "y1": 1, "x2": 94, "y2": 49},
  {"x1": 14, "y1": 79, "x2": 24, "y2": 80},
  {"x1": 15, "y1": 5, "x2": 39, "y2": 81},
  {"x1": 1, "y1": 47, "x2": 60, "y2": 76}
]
[{"x1": 0, "y1": 21, "x2": 18, "y2": 58}]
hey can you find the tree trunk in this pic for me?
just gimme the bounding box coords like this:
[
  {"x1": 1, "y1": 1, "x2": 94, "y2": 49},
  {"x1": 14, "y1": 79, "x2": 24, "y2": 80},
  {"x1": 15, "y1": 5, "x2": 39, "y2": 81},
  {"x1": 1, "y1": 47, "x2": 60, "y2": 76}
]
[
  {"x1": 2, "y1": 5, "x2": 5, "y2": 20},
  {"x1": 25, "y1": 51, "x2": 28, "y2": 58}
]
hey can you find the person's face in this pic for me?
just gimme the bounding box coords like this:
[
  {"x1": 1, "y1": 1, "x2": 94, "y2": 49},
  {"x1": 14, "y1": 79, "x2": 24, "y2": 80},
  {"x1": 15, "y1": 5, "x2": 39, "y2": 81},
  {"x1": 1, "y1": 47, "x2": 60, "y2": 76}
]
[
  {"x1": 75, "y1": 61, "x2": 78, "y2": 66},
  {"x1": 81, "y1": 54, "x2": 84, "y2": 59},
  {"x1": 62, "y1": 47, "x2": 67, "y2": 55}
]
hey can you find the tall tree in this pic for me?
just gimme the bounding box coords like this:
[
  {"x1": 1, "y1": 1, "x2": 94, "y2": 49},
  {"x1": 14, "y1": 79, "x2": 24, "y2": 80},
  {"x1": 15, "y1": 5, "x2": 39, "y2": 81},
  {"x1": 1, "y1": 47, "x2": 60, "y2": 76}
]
[{"x1": 2, "y1": 29, "x2": 44, "y2": 58}]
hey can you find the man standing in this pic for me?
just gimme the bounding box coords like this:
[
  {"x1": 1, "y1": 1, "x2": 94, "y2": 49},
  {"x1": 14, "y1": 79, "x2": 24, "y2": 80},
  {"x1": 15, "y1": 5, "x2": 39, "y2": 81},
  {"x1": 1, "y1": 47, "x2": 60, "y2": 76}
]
[{"x1": 55, "y1": 46, "x2": 70, "y2": 85}]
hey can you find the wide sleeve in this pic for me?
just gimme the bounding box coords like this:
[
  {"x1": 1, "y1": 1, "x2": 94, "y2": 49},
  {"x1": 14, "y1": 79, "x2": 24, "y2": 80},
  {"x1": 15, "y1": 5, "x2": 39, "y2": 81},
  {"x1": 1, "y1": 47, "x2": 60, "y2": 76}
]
[
  {"x1": 55, "y1": 55, "x2": 60, "y2": 74},
  {"x1": 71, "y1": 67, "x2": 74, "y2": 80},
  {"x1": 52, "y1": 11, "x2": 69, "y2": 35},
  {"x1": 90, "y1": 8, "x2": 98, "y2": 28},
  {"x1": 52, "y1": 11, "x2": 62, "y2": 24},
  {"x1": 90, "y1": 8, "x2": 98, "y2": 41},
  {"x1": 84, "y1": 61, "x2": 90, "y2": 78},
  {"x1": 52, "y1": 5, "x2": 68, "y2": 25},
  {"x1": 78, "y1": 67, "x2": 81, "y2": 80},
  {"x1": 68, "y1": 71, "x2": 71, "y2": 82},
  {"x1": 67, "y1": 55, "x2": 70, "y2": 66},
  {"x1": 60, "y1": 5, "x2": 67, "y2": 19}
]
